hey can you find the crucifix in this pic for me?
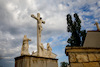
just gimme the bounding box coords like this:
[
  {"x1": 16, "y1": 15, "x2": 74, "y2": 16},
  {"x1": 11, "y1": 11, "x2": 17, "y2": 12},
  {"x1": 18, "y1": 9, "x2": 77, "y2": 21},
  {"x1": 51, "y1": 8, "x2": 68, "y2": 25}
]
[{"x1": 31, "y1": 13, "x2": 45, "y2": 56}]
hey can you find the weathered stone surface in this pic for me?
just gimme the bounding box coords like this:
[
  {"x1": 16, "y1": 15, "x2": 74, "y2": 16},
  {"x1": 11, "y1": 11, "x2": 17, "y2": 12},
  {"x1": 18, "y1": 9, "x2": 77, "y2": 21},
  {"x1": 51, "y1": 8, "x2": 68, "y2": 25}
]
[
  {"x1": 21, "y1": 35, "x2": 31, "y2": 56},
  {"x1": 65, "y1": 47, "x2": 100, "y2": 55},
  {"x1": 69, "y1": 53, "x2": 77, "y2": 62},
  {"x1": 83, "y1": 62, "x2": 100, "y2": 67},
  {"x1": 83, "y1": 32, "x2": 100, "y2": 47},
  {"x1": 31, "y1": 13, "x2": 56, "y2": 58},
  {"x1": 31, "y1": 13, "x2": 45, "y2": 57},
  {"x1": 15, "y1": 57, "x2": 30, "y2": 67},
  {"x1": 76, "y1": 54, "x2": 89, "y2": 62},
  {"x1": 65, "y1": 47, "x2": 100, "y2": 67},
  {"x1": 70, "y1": 63, "x2": 83, "y2": 67},
  {"x1": 88, "y1": 54, "x2": 97, "y2": 61},
  {"x1": 15, "y1": 55, "x2": 58, "y2": 67},
  {"x1": 95, "y1": 54, "x2": 100, "y2": 61},
  {"x1": 32, "y1": 43, "x2": 57, "y2": 58},
  {"x1": 47, "y1": 43, "x2": 52, "y2": 57}
]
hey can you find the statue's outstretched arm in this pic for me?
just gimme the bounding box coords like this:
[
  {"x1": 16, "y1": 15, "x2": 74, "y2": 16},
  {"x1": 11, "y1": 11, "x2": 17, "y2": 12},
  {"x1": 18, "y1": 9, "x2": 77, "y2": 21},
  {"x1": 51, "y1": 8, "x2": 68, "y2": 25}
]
[
  {"x1": 42, "y1": 21, "x2": 45, "y2": 24},
  {"x1": 28, "y1": 39, "x2": 31, "y2": 41},
  {"x1": 31, "y1": 14, "x2": 38, "y2": 20}
]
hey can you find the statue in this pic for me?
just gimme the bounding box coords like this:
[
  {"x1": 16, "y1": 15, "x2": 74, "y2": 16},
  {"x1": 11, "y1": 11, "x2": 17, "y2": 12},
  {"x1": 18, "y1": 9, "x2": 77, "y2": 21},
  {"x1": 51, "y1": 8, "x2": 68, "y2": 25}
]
[
  {"x1": 39, "y1": 43, "x2": 45, "y2": 56},
  {"x1": 94, "y1": 22, "x2": 100, "y2": 31},
  {"x1": 21, "y1": 35, "x2": 31, "y2": 56},
  {"x1": 31, "y1": 13, "x2": 45, "y2": 56},
  {"x1": 32, "y1": 43, "x2": 57, "y2": 58},
  {"x1": 31, "y1": 13, "x2": 57, "y2": 58},
  {"x1": 47, "y1": 43, "x2": 52, "y2": 57},
  {"x1": 40, "y1": 43, "x2": 44, "y2": 51}
]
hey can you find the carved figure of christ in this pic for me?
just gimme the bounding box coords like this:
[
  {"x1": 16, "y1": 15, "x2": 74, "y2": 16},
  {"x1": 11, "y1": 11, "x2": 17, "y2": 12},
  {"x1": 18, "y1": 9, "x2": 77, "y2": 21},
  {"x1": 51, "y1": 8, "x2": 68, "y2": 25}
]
[{"x1": 31, "y1": 13, "x2": 45, "y2": 56}]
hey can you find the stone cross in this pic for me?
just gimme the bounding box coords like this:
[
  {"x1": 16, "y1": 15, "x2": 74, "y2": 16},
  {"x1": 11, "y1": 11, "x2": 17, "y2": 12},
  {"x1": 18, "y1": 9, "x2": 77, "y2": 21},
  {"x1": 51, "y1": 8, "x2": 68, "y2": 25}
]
[
  {"x1": 94, "y1": 22, "x2": 100, "y2": 31},
  {"x1": 31, "y1": 13, "x2": 45, "y2": 56}
]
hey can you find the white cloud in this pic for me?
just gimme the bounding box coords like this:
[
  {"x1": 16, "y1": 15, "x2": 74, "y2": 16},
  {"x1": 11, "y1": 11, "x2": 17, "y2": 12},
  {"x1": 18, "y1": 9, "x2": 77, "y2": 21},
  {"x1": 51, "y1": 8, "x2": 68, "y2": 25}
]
[
  {"x1": 98, "y1": 1, "x2": 100, "y2": 7},
  {"x1": 3, "y1": 57, "x2": 13, "y2": 60},
  {"x1": 29, "y1": 44, "x2": 37, "y2": 54}
]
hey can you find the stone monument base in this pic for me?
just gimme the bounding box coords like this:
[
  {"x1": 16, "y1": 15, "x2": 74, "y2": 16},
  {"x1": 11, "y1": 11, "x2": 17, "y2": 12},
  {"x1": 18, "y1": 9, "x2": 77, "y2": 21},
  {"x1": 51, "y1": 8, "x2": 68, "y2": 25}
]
[
  {"x1": 65, "y1": 47, "x2": 100, "y2": 67},
  {"x1": 15, "y1": 55, "x2": 58, "y2": 67}
]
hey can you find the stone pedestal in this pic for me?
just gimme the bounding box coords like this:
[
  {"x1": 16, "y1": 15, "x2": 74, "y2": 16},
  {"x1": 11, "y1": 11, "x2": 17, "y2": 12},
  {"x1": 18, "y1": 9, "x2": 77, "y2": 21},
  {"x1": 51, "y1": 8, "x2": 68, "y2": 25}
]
[{"x1": 15, "y1": 55, "x2": 58, "y2": 67}]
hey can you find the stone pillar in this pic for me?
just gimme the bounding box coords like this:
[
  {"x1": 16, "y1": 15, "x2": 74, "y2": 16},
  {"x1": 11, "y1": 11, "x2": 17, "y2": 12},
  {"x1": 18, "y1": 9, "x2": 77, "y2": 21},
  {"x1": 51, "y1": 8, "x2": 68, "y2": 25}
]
[{"x1": 65, "y1": 47, "x2": 100, "y2": 67}]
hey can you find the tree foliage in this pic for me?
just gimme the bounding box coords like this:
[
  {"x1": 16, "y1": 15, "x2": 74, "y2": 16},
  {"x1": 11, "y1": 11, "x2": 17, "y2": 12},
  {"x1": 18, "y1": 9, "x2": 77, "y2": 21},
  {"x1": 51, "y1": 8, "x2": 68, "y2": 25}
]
[
  {"x1": 66, "y1": 13, "x2": 86, "y2": 46},
  {"x1": 60, "y1": 62, "x2": 68, "y2": 67}
]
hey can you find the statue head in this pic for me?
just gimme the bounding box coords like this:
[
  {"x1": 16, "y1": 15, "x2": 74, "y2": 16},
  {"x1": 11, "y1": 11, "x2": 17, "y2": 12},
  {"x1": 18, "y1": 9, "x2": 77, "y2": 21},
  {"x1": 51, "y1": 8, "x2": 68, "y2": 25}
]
[
  {"x1": 32, "y1": 51, "x2": 34, "y2": 54},
  {"x1": 40, "y1": 17, "x2": 42, "y2": 20},
  {"x1": 47, "y1": 43, "x2": 49, "y2": 46},
  {"x1": 24, "y1": 35, "x2": 27, "y2": 38}
]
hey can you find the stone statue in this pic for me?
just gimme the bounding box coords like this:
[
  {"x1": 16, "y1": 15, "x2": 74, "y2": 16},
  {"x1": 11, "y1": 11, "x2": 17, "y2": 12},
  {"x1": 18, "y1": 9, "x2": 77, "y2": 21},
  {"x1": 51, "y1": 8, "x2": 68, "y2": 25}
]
[
  {"x1": 32, "y1": 43, "x2": 57, "y2": 58},
  {"x1": 31, "y1": 13, "x2": 45, "y2": 56},
  {"x1": 47, "y1": 43, "x2": 52, "y2": 57},
  {"x1": 94, "y1": 22, "x2": 100, "y2": 31},
  {"x1": 40, "y1": 43, "x2": 44, "y2": 51},
  {"x1": 31, "y1": 13, "x2": 57, "y2": 58},
  {"x1": 39, "y1": 43, "x2": 45, "y2": 56},
  {"x1": 21, "y1": 35, "x2": 31, "y2": 56}
]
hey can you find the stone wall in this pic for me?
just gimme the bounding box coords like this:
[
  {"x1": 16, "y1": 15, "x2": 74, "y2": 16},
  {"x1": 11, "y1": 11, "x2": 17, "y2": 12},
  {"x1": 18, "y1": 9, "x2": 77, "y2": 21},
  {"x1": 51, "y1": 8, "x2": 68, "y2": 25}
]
[
  {"x1": 15, "y1": 55, "x2": 58, "y2": 67},
  {"x1": 83, "y1": 31, "x2": 100, "y2": 47},
  {"x1": 65, "y1": 47, "x2": 100, "y2": 67}
]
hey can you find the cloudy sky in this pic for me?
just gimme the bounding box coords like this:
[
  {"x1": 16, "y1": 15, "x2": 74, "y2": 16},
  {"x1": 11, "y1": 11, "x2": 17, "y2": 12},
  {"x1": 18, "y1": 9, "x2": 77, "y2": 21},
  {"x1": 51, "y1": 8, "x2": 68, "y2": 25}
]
[{"x1": 0, "y1": 0, "x2": 100, "y2": 67}]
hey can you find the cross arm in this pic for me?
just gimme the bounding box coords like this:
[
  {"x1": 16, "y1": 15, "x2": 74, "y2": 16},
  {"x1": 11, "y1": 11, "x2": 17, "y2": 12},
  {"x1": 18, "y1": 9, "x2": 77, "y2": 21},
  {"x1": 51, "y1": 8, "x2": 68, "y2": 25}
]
[
  {"x1": 42, "y1": 21, "x2": 45, "y2": 24},
  {"x1": 31, "y1": 14, "x2": 38, "y2": 20}
]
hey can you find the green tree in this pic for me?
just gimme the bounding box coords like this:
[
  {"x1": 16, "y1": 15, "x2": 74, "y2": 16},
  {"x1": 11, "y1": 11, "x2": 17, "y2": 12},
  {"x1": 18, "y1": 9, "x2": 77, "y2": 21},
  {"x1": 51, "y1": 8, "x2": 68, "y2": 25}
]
[
  {"x1": 60, "y1": 62, "x2": 68, "y2": 67},
  {"x1": 66, "y1": 13, "x2": 86, "y2": 46}
]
